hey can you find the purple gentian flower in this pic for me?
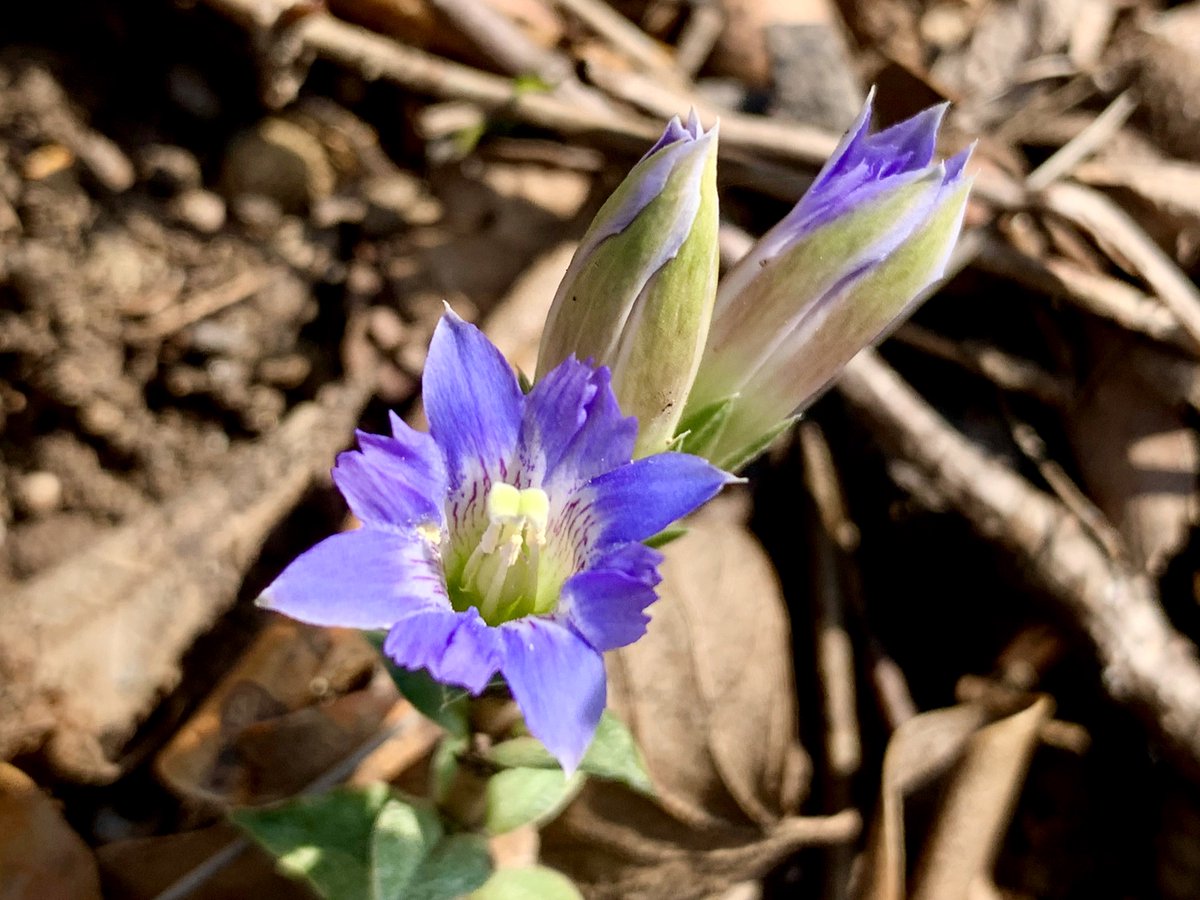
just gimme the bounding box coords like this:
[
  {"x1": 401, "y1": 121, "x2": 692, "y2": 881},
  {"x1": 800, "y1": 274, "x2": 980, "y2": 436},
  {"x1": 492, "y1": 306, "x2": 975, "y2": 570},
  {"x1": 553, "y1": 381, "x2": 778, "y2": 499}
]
[
  {"x1": 685, "y1": 94, "x2": 972, "y2": 468},
  {"x1": 537, "y1": 112, "x2": 719, "y2": 457},
  {"x1": 260, "y1": 311, "x2": 732, "y2": 771}
]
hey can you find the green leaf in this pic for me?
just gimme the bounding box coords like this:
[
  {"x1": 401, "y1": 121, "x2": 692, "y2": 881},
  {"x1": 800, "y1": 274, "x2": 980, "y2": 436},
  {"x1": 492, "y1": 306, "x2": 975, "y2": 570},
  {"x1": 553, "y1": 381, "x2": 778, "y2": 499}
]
[
  {"x1": 406, "y1": 834, "x2": 493, "y2": 900},
  {"x1": 644, "y1": 525, "x2": 687, "y2": 549},
  {"x1": 431, "y1": 734, "x2": 468, "y2": 804},
  {"x1": 233, "y1": 783, "x2": 390, "y2": 900},
  {"x1": 366, "y1": 632, "x2": 470, "y2": 738},
  {"x1": 370, "y1": 799, "x2": 443, "y2": 900},
  {"x1": 488, "y1": 711, "x2": 654, "y2": 797},
  {"x1": 234, "y1": 786, "x2": 491, "y2": 900},
  {"x1": 484, "y1": 768, "x2": 584, "y2": 835},
  {"x1": 470, "y1": 866, "x2": 584, "y2": 900}
]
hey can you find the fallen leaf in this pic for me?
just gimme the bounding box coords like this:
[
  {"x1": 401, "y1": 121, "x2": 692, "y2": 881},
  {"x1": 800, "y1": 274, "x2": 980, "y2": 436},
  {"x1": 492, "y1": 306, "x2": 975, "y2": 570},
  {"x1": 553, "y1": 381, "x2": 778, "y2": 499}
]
[
  {"x1": 96, "y1": 824, "x2": 310, "y2": 900},
  {"x1": 156, "y1": 620, "x2": 399, "y2": 809},
  {"x1": 1069, "y1": 334, "x2": 1200, "y2": 575},
  {"x1": 541, "y1": 496, "x2": 855, "y2": 899},
  {"x1": 0, "y1": 763, "x2": 101, "y2": 900}
]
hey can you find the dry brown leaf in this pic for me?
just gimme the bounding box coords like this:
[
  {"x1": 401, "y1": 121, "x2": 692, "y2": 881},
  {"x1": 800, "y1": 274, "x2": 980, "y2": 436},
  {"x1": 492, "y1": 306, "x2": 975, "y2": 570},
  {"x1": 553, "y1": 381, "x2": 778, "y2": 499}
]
[
  {"x1": 1111, "y1": 6, "x2": 1200, "y2": 164},
  {"x1": 155, "y1": 621, "x2": 398, "y2": 810},
  {"x1": 856, "y1": 704, "x2": 989, "y2": 900},
  {"x1": 540, "y1": 495, "x2": 849, "y2": 900},
  {"x1": 0, "y1": 763, "x2": 101, "y2": 900},
  {"x1": 1070, "y1": 335, "x2": 1200, "y2": 575},
  {"x1": 0, "y1": 382, "x2": 371, "y2": 782},
  {"x1": 96, "y1": 823, "x2": 310, "y2": 900},
  {"x1": 909, "y1": 697, "x2": 1053, "y2": 900}
]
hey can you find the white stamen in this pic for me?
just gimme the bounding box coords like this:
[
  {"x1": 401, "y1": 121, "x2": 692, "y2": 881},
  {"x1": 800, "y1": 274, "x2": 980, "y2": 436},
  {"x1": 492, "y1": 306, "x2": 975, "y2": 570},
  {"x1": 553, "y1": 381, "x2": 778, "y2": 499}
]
[{"x1": 468, "y1": 483, "x2": 551, "y2": 620}]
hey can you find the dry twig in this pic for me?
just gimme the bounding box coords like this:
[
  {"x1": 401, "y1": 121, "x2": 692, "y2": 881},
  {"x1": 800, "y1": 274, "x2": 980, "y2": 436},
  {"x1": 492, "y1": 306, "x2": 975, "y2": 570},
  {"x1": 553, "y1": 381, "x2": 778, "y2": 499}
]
[{"x1": 838, "y1": 349, "x2": 1200, "y2": 782}]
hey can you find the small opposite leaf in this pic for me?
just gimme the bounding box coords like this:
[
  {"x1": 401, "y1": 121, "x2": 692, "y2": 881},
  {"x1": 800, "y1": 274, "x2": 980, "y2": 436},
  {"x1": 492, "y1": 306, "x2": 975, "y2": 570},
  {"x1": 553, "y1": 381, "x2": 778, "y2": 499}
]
[
  {"x1": 644, "y1": 526, "x2": 688, "y2": 549},
  {"x1": 485, "y1": 768, "x2": 585, "y2": 835},
  {"x1": 370, "y1": 798, "x2": 443, "y2": 900},
  {"x1": 489, "y1": 712, "x2": 654, "y2": 797},
  {"x1": 232, "y1": 783, "x2": 390, "y2": 900},
  {"x1": 367, "y1": 632, "x2": 470, "y2": 738},
  {"x1": 470, "y1": 866, "x2": 584, "y2": 900},
  {"x1": 406, "y1": 834, "x2": 493, "y2": 900}
]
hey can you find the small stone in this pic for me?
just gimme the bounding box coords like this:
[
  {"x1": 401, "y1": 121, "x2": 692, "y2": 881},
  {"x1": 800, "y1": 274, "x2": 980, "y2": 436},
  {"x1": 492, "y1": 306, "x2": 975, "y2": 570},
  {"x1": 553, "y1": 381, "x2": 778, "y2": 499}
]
[
  {"x1": 169, "y1": 189, "x2": 226, "y2": 234},
  {"x1": 346, "y1": 261, "x2": 382, "y2": 298},
  {"x1": 14, "y1": 471, "x2": 63, "y2": 516},
  {"x1": 230, "y1": 193, "x2": 283, "y2": 235},
  {"x1": 366, "y1": 306, "x2": 407, "y2": 351},
  {"x1": 258, "y1": 354, "x2": 312, "y2": 388},
  {"x1": 22, "y1": 143, "x2": 74, "y2": 181},
  {"x1": 139, "y1": 144, "x2": 202, "y2": 194},
  {"x1": 311, "y1": 194, "x2": 367, "y2": 228},
  {"x1": 361, "y1": 173, "x2": 443, "y2": 236},
  {"x1": 222, "y1": 118, "x2": 335, "y2": 213}
]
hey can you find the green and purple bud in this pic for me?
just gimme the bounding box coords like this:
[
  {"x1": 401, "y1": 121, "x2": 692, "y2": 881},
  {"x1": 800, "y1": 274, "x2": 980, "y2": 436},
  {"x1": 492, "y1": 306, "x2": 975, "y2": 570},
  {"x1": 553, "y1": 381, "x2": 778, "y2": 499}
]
[
  {"x1": 537, "y1": 112, "x2": 719, "y2": 457},
  {"x1": 682, "y1": 97, "x2": 973, "y2": 470}
]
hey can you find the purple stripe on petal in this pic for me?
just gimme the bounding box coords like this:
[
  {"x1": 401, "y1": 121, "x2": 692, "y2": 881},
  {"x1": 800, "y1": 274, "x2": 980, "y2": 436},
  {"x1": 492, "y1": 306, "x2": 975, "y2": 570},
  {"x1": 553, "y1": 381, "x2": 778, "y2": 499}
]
[
  {"x1": 424, "y1": 311, "x2": 522, "y2": 491},
  {"x1": 332, "y1": 422, "x2": 447, "y2": 529},
  {"x1": 581, "y1": 452, "x2": 734, "y2": 545},
  {"x1": 258, "y1": 528, "x2": 448, "y2": 630},
  {"x1": 384, "y1": 606, "x2": 502, "y2": 695},
  {"x1": 498, "y1": 617, "x2": 606, "y2": 774}
]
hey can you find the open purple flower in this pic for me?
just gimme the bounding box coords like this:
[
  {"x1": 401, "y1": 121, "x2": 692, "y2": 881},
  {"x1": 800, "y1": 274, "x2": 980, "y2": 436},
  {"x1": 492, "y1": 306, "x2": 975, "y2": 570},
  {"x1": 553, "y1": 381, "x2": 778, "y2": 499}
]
[{"x1": 260, "y1": 311, "x2": 732, "y2": 771}]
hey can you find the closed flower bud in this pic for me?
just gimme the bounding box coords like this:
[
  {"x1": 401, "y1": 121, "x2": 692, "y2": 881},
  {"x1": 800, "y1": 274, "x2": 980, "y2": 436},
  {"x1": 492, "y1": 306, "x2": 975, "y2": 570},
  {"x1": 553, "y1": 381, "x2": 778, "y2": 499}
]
[
  {"x1": 682, "y1": 96, "x2": 972, "y2": 469},
  {"x1": 537, "y1": 112, "x2": 719, "y2": 457}
]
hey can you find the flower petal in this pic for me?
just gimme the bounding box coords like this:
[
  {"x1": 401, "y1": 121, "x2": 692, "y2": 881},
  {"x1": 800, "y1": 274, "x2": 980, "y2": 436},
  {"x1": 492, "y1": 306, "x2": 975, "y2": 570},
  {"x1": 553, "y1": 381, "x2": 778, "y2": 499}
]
[
  {"x1": 332, "y1": 414, "x2": 447, "y2": 529},
  {"x1": 562, "y1": 547, "x2": 660, "y2": 651},
  {"x1": 499, "y1": 618, "x2": 606, "y2": 773},
  {"x1": 424, "y1": 311, "x2": 523, "y2": 490},
  {"x1": 518, "y1": 356, "x2": 595, "y2": 484},
  {"x1": 258, "y1": 528, "x2": 447, "y2": 630},
  {"x1": 524, "y1": 359, "x2": 635, "y2": 493},
  {"x1": 580, "y1": 452, "x2": 734, "y2": 545},
  {"x1": 384, "y1": 606, "x2": 502, "y2": 695}
]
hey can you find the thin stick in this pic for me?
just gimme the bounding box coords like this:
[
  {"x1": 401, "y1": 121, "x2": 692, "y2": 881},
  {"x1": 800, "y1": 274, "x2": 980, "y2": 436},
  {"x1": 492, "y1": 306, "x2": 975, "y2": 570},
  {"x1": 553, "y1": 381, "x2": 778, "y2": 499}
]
[
  {"x1": 674, "y1": 2, "x2": 725, "y2": 77},
  {"x1": 554, "y1": 0, "x2": 680, "y2": 76},
  {"x1": 972, "y1": 233, "x2": 1195, "y2": 354},
  {"x1": 1039, "y1": 180, "x2": 1200, "y2": 352},
  {"x1": 126, "y1": 271, "x2": 272, "y2": 343},
  {"x1": 1025, "y1": 90, "x2": 1136, "y2": 192},
  {"x1": 838, "y1": 349, "x2": 1200, "y2": 783}
]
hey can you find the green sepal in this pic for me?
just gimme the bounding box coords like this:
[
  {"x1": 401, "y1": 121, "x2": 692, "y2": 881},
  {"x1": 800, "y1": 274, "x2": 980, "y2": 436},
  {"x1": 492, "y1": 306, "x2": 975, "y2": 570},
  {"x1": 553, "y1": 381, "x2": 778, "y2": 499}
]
[
  {"x1": 714, "y1": 414, "x2": 800, "y2": 474},
  {"x1": 673, "y1": 394, "x2": 735, "y2": 461}
]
